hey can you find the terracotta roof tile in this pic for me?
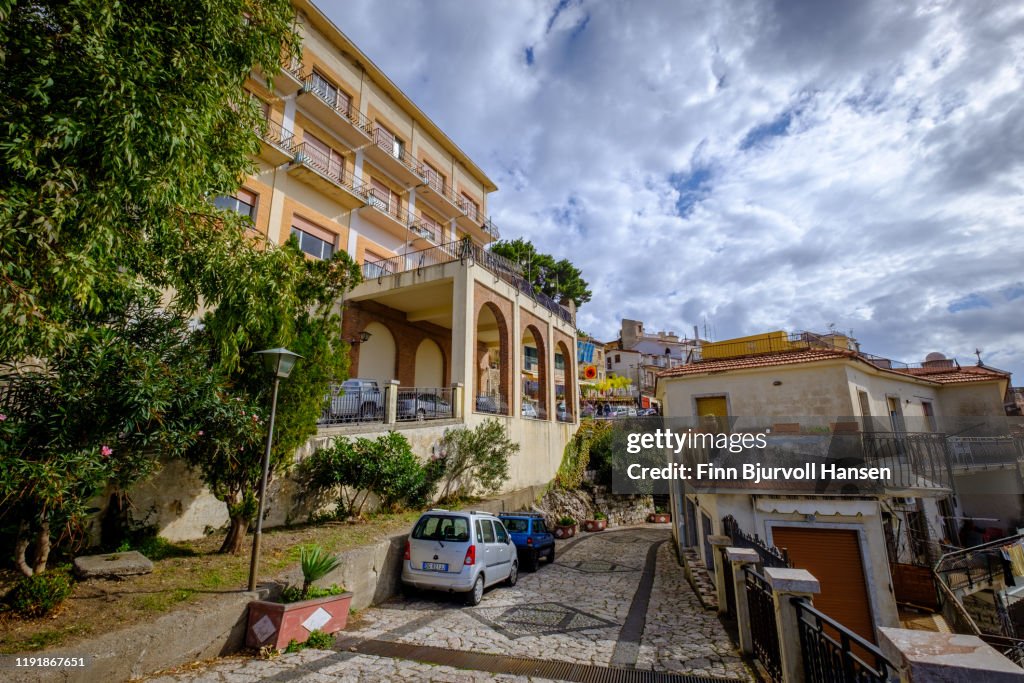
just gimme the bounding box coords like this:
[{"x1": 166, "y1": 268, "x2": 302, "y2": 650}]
[
  {"x1": 658, "y1": 348, "x2": 1010, "y2": 385},
  {"x1": 658, "y1": 348, "x2": 852, "y2": 377}
]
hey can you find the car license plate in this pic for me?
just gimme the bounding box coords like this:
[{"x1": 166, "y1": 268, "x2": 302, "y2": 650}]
[{"x1": 422, "y1": 562, "x2": 448, "y2": 572}]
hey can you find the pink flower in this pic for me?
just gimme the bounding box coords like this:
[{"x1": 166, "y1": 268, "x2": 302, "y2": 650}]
[
  {"x1": 197, "y1": 430, "x2": 204, "y2": 436},
  {"x1": 252, "y1": 415, "x2": 259, "y2": 422},
  {"x1": 0, "y1": 413, "x2": 6, "y2": 421},
  {"x1": 101, "y1": 445, "x2": 113, "y2": 457}
]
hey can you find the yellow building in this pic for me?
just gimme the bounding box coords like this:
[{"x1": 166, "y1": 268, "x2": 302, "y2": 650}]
[{"x1": 229, "y1": 0, "x2": 577, "y2": 489}]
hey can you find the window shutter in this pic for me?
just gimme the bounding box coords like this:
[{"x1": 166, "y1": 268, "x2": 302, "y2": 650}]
[{"x1": 292, "y1": 215, "x2": 336, "y2": 244}]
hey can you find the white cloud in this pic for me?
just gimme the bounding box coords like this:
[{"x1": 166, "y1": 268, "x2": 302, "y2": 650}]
[{"x1": 325, "y1": 0, "x2": 1024, "y2": 378}]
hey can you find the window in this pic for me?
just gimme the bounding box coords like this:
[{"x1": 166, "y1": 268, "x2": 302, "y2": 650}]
[
  {"x1": 369, "y1": 178, "x2": 398, "y2": 216},
  {"x1": 459, "y1": 192, "x2": 479, "y2": 221},
  {"x1": 303, "y1": 134, "x2": 345, "y2": 182},
  {"x1": 310, "y1": 69, "x2": 338, "y2": 106},
  {"x1": 524, "y1": 346, "x2": 538, "y2": 371},
  {"x1": 416, "y1": 212, "x2": 441, "y2": 241},
  {"x1": 615, "y1": 354, "x2": 621, "y2": 363},
  {"x1": 555, "y1": 353, "x2": 565, "y2": 371},
  {"x1": 290, "y1": 215, "x2": 336, "y2": 260},
  {"x1": 244, "y1": 89, "x2": 270, "y2": 121},
  {"x1": 922, "y1": 401, "x2": 936, "y2": 432},
  {"x1": 214, "y1": 188, "x2": 257, "y2": 221},
  {"x1": 413, "y1": 515, "x2": 469, "y2": 541},
  {"x1": 479, "y1": 519, "x2": 495, "y2": 543},
  {"x1": 503, "y1": 518, "x2": 528, "y2": 533},
  {"x1": 494, "y1": 523, "x2": 508, "y2": 544},
  {"x1": 374, "y1": 123, "x2": 403, "y2": 159},
  {"x1": 533, "y1": 519, "x2": 547, "y2": 534},
  {"x1": 422, "y1": 161, "x2": 446, "y2": 194}
]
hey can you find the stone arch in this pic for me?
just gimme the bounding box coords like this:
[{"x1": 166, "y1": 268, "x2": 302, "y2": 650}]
[
  {"x1": 475, "y1": 301, "x2": 510, "y2": 414},
  {"x1": 555, "y1": 339, "x2": 575, "y2": 422},
  {"x1": 521, "y1": 323, "x2": 548, "y2": 419},
  {"x1": 413, "y1": 338, "x2": 445, "y2": 388},
  {"x1": 359, "y1": 321, "x2": 396, "y2": 384}
]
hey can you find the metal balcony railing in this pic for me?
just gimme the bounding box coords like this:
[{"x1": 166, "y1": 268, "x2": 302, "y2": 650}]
[
  {"x1": 291, "y1": 142, "x2": 367, "y2": 198},
  {"x1": 371, "y1": 127, "x2": 424, "y2": 177},
  {"x1": 257, "y1": 118, "x2": 294, "y2": 150},
  {"x1": 361, "y1": 241, "x2": 575, "y2": 325},
  {"x1": 408, "y1": 215, "x2": 442, "y2": 243},
  {"x1": 792, "y1": 597, "x2": 899, "y2": 682},
  {"x1": 302, "y1": 77, "x2": 373, "y2": 135}
]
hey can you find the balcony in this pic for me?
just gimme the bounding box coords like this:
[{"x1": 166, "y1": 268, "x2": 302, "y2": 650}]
[
  {"x1": 453, "y1": 201, "x2": 501, "y2": 242},
  {"x1": 359, "y1": 191, "x2": 414, "y2": 240},
  {"x1": 256, "y1": 119, "x2": 294, "y2": 165},
  {"x1": 407, "y1": 214, "x2": 443, "y2": 248},
  {"x1": 415, "y1": 175, "x2": 464, "y2": 220},
  {"x1": 363, "y1": 127, "x2": 424, "y2": 187},
  {"x1": 297, "y1": 77, "x2": 373, "y2": 147},
  {"x1": 268, "y1": 59, "x2": 304, "y2": 96},
  {"x1": 288, "y1": 142, "x2": 367, "y2": 210}
]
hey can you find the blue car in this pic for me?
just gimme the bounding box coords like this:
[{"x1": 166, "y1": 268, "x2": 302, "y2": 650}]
[{"x1": 498, "y1": 512, "x2": 555, "y2": 571}]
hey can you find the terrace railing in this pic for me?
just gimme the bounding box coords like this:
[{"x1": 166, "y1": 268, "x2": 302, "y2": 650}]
[
  {"x1": 948, "y1": 436, "x2": 1024, "y2": 469},
  {"x1": 792, "y1": 598, "x2": 899, "y2": 682},
  {"x1": 361, "y1": 241, "x2": 575, "y2": 325},
  {"x1": 292, "y1": 142, "x2": 368, "y2": 198},
  {"x1": 302, "y1": 76, "x2": 373, "y2": 135},
  {"x1": 257, "y1": 118, "x2": 294, "y2": 150}
]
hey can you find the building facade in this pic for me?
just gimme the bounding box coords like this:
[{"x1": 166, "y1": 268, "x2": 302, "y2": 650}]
[{"x1": 237, "y1": 0, "x2": 577, "y2": 489}]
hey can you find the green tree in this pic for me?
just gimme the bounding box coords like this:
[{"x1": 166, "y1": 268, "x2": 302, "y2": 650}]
[
  {"x1": 489, "y1": 238, "x2": 592, "y2": 308},
  {"x1": 0, "y1": 295, "x2": 219, "y2": 575},
  {"x1": 0, "y1": 0, "x2": 299, "y2": 363},
  {"x1": 188, "y1": 245, "x2": 361, "y2": 553}
]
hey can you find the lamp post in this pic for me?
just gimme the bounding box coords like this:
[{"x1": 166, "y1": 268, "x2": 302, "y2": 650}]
[{"x1": 247, "y1": 347, "x2": 302, "y2": 592}]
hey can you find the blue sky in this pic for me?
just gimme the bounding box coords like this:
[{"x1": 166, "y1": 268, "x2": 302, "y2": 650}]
[{"x1": 330, "y1": 0, "x2": 1024, "y2": 380}]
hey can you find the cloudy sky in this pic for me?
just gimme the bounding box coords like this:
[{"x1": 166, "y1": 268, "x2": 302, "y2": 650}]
[{"x1": 330, "y1": 0, "x2": 1024, "y2": 379}]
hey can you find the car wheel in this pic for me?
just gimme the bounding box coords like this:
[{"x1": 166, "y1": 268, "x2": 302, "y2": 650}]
[
  {"x1": 525, "y1": 549, "x2": 539, "y2": 572},
  {"x1": 506, "y1": 561, "x2": 518, "y2": 586},
  {"x1": 416, "y1": 408, "x2": 426, "y2": 421},
  {"x1": 546, "y1": 545, "x2": 555, "y2": 564},
  {"x1": 465, "y1": 575, "x2": 484, "y2": 606},
  {"x1": 360, "y1": 403, "x2": 375, "y2": 418}
]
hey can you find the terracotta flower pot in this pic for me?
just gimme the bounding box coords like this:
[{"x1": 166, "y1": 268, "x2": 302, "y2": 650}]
[
  {"x1": 583, "y1": 519, "x2": 607, "y2": 532},
  {"x1": 553, "y1": 523, "x2": 577, "y2": 539},
  {"x1": 647, "y1": 513, "x2": 671, "y2": 524},
  {"x1": 246, "y1": 592, "x2": 353, "y2": 650}
]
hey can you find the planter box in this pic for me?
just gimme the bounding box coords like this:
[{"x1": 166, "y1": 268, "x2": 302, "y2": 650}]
[
  {"x1": 582, "y1": 519, "x2": 607, "y2": 532},
  {"x1": 647, "y1": 513, "x2": 671, "y2": 524},
  {"x1": 553, "y1": 523, "x2": 577, "y2": 539},
  {"x1": 246, "y1": 592, "x2": 353, "y2": 650}
]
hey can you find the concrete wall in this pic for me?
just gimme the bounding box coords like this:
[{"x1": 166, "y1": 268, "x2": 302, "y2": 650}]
[{"x1": 955, "y1": 467, "x2": 1024, "y2": 531}]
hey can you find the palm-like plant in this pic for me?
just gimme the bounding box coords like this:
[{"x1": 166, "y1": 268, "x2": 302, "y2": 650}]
[{"x1": 299, "y1": 544, "x2": 343, "y2": 599}]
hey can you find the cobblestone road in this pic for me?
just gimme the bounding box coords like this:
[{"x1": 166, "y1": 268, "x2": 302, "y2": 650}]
[{"x1": 149, "y1": 526, "x2": 755, "y2": 682}]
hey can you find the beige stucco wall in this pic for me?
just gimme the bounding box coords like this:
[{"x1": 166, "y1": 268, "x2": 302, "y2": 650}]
[{"x1": 659, "y1": 362, "x2": 855, "y2": 418}]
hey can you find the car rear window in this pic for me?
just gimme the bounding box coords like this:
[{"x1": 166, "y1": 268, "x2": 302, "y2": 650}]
[
  {"x1": 503, "y1": 518, "x2": 528, "y2": 533},
  {"x1": 533, "y1": 519, "x2": 547, "y2": 534},
  {"x1": 413, "y1": 515, "x2": 469, "y2": 542}
]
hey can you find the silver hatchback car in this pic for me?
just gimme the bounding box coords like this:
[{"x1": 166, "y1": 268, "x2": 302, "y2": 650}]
[{"x1": 401, "y1": 509, "x2": 519, "y2": 605}]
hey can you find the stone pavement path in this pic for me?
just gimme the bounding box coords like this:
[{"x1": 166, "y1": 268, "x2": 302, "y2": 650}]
[{"x1": 148, "y1": 527, "x2": 755, "y2": 682}]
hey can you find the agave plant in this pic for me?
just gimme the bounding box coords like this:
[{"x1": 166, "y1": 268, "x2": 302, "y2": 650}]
[{"x1": 299, "y1": 544, "x2": 343, "y2": 599}]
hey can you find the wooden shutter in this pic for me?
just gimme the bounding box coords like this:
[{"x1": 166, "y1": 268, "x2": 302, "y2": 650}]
[
  {"x1": 695, "y1": 396, "x2": 728, "y2": 418},
  {"x1": 769, "y1": 526, "x2": 876, "y2": 644},
  {"x1": 236, "y1": 188, "x2": 257, "y2": 206}
]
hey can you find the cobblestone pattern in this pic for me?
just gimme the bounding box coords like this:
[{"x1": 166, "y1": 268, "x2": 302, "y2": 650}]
[
  {"x1": 637, "y1": 543, "x2": 755, "y2": 681},
  {"x1": 147, "y1": 648, "x2": 556, "y2": 682},
  {"x1": 147, "y1": 527, "x2": 751, "y2": 682}
]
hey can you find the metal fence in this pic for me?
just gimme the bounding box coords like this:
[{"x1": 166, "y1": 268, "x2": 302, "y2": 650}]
[
  {"x1": 792, "y1": 597, "x2": 899, "y2": 682},
  {"x1": 745, "y1": 566, "x2": 783, "y2": 682},
  {"x1": 861, "y1": 432, "x2": 954, "y2": 490},
  {"x1": 474, "y1": 391, "x2": 509, "y2": 416},
  {"x1": 302, "y1": 76, "x2": 373, "y2": 134},
  {"x1": 948, "y1": 436, "x2": 1024, "y2": 469},
  {"x1": 395, "y1": 387, "x2": 454, "y2": 422},
  {"x1": 934, "y1": 533, "x2": 1020, "y2": 594},
  {"x1": 318, "y1": 382, "x2": 384, "y2": 426},
  {"x1": 291, "y1": 142, "x2": 368, "y2": 198},
  {"x1": 257, "y1": 118, "x2": 294, "y2": 150}
]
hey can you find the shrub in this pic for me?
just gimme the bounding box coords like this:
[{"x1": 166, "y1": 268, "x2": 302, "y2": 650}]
[
  {"x1": 434, "y1": 419, "x2": 517, "y2": 501},
  {"x1": 593, "y1": 511, "x2": 607, "y2": 520},
  {"x1": 305, "y1": 629, "x2": 335, "y2": 650},
  {"x1": 300, "y1": 432, "x2": 436, "y2": 519},
  {"x1": 558, "y1": 516, "x2": 577, "y2": 526},
  {"x1": 4, "y1": 567, "x2": 74, "y2": 618}
]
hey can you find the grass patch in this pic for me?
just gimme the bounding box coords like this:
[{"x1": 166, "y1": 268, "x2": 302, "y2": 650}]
[
  {"x1": 4, "y1": 624, "x2": 92, "y2": 653},
  {"x1": 132, "y1": 588, "x2": 196, "y2": 613}
]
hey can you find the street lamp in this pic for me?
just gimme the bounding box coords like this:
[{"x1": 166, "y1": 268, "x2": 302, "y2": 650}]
[{"x1": 247, "y1": 347, "x2": 302, "y2": 592}]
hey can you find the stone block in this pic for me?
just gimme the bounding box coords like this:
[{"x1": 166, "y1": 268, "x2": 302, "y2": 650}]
[
  {"x1": 73, "y1": 551, "x2": 153, "y2": 579},
  {"x1": 879, "y1": 627, "x2": 1023, "y2": 682},
  {"x1": 763, "y1": 566, "x2": 820, "y2": 595},
  {"x1": 725, "y1": 547, "x2": 760, "y2": 564}
]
